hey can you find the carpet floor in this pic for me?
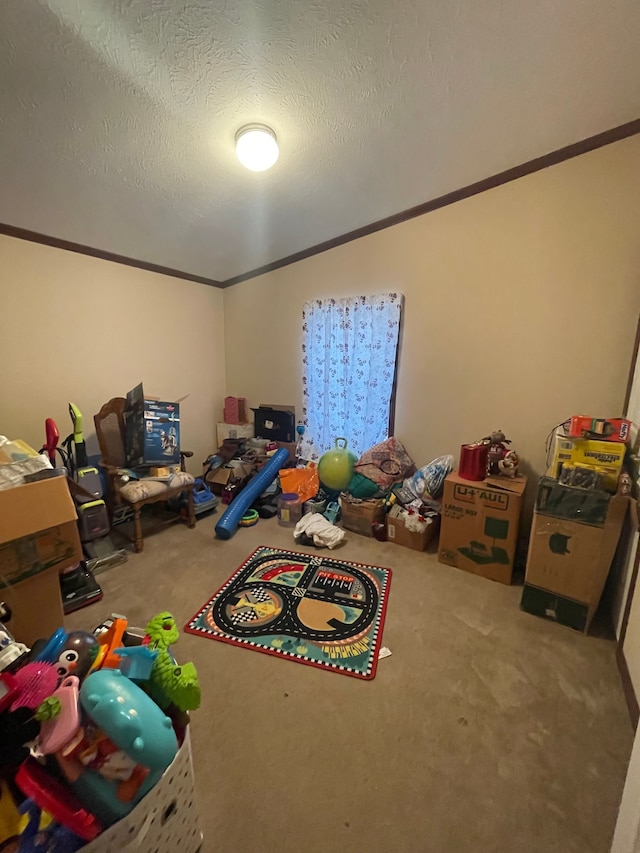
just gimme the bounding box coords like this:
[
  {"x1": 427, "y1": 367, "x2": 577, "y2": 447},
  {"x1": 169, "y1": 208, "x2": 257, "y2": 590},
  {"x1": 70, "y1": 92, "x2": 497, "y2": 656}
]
[{"x1": 65, "y1": 516, "x2": 633, "y2": 853}]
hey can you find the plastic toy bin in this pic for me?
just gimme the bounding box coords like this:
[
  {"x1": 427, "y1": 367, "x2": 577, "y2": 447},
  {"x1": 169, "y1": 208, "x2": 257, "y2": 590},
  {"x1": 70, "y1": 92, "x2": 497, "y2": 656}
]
[{"x1": 79, "y1": 730, "x2": 202, "y2": 853}]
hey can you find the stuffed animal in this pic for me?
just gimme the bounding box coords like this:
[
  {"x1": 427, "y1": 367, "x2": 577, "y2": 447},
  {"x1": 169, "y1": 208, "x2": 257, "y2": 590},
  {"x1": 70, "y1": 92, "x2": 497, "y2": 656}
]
[
  {"x1": 482, "y1": 429, "x2": 518, "y2": 477},
  {"x1": 497, "y1": 449, "x2": 519, "y2": 477}
]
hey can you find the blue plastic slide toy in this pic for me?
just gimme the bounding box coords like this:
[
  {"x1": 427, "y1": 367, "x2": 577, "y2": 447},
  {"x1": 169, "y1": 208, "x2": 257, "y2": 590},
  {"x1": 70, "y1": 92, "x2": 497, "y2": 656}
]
[{"x1": 215, "y1": 447, "x2": 290, "y2": 539}]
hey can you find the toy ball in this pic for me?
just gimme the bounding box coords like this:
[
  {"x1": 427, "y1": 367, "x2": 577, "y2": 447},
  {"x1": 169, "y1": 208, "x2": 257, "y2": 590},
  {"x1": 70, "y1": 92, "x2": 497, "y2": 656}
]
[{"x1": 318, "y1": 438, "x2": 357, "y2": 492}]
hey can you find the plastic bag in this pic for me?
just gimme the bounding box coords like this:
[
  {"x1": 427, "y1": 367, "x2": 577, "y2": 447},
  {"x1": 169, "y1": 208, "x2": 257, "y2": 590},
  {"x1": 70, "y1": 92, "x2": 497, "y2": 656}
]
[
  {"x1": 403, "y1": 454, "x2": 454, "y2": 500},
  {"x1": 279, "y1": 465, "x2": 320, "y2": 503}
]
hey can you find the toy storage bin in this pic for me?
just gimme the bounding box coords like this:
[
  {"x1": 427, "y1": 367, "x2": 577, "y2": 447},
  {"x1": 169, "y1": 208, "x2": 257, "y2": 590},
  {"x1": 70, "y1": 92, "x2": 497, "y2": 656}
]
[{"x1": 80, "y1": 729, "x2": 202, "y2": 853}]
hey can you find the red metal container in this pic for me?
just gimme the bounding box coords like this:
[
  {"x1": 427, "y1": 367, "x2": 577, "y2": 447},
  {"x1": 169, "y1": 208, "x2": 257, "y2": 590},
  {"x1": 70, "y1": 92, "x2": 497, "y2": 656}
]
[{"x1": 458, "y1": 443, "x2": 489, "y2": 481}]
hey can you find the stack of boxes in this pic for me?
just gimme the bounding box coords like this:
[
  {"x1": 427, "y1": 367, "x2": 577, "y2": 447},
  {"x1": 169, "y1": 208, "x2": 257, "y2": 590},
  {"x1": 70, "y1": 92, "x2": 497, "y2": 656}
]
[
  {"x1": 521, "y1": 419, "x2": 632, "y2": 632},
  {"x1": 0, "y1": 475, "x2": 82, "y2": 643},
  {"x1": 438, "y1": 472, "x2": 528, "y2": 584},
  {"x1": 216, "y1": 396, "x2": 254, "y2": 446}
]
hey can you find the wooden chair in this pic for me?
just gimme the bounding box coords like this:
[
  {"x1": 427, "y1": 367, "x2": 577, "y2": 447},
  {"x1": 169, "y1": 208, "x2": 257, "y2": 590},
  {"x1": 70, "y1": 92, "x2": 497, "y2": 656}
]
[{"x1": 94, "y1": 397, "x2": 196, "y2": 553}]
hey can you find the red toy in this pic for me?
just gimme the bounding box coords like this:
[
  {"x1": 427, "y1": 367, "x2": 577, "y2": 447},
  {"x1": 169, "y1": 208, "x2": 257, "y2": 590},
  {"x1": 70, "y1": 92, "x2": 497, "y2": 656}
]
[
  {"x1": 16, "y1": 758, "x2": 102, "y2": 841},
  {"x1": 567, "y1": 416, "x2": 631, "y2": 443}
]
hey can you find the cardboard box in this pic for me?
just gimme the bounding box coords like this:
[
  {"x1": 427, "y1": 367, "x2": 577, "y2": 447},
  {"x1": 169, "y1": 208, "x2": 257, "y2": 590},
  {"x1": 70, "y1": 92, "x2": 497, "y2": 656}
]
[
  {"x1": 253, "y1": 404, "x2": 296, "y2": 443},
  {"x1": 125, "y1": 382, "x2": 181, "y2": 467},
  {"x1": 274, "y1": 441, "x2": 297, "y2": 463},
  {"x1": 3, "y1": 569, "x2": 65, "y2": 647},
  {"x1": 216, "y1": 422, "x2": 254, "y2": 446},
  {"x1": 386, "y1": 515, "x2": 440, "y2": 551},
  {"x1": 149, "y1": 465, "x2": 180, "y2": 478},
  {"x1": 340, "y1": 495, "x2": 386, "y2": 538},
  {"x1": 0, "y1": 477, "x2": 82, "y2": 644},
  {"x1": 438, "y1": 473, "x2": 527, "y2": 584},
  {"x1": 551, "y1": 431, "x2": 625, "y2": 492},
  {"x1": 204, "y1": 461, "x2": 254, "y2": 496},
  {"x1": 521, "y1": 495, "x2": 630, "y2": 631},
  {"x1": 520, "y1": 584, "x2": 590, "y2": 633}
]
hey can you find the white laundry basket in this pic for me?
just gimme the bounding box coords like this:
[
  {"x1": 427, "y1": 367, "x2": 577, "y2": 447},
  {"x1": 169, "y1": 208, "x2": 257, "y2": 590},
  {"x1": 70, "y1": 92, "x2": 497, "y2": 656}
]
[{"x1": 79, "y1": 729, "x2": 202, "y2": 853}]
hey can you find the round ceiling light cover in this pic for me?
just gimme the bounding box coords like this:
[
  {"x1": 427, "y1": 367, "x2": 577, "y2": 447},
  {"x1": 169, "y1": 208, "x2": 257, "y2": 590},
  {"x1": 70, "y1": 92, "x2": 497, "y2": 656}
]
[{"x1": 235, "y1": 124, "x2": 279, "y2": 172}]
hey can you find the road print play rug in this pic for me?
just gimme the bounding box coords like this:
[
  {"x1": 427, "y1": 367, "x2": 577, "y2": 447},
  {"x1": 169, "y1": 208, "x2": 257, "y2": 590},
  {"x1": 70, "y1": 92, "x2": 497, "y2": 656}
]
[{"x1": 184, "y1": 545, "x2": 391, "y2": 680}]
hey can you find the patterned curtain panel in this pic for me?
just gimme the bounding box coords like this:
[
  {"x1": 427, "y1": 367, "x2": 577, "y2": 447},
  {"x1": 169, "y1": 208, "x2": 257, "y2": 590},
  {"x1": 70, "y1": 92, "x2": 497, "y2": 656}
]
[{"x1": 301, "y1": 293, "x2": 403, "y2": 461}]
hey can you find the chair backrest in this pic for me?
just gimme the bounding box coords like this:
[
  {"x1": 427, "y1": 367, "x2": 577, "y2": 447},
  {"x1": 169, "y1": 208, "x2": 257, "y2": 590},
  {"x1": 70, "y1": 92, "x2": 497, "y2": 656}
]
[{"x1": 94, "y1": 397, "x2": 127, "y2": 468}]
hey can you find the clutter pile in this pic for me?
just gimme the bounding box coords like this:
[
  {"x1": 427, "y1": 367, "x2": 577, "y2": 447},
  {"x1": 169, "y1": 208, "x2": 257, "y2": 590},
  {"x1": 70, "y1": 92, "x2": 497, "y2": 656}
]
[
  {"x1": 438, "y1": 431, "x2": 528, "y2": 584},
  {"x1": 207, "y1": 406, "x2": 456, "y2": 552},
  {"x1": 0, "y1": 611, "x2": 201, "y2": 851},
  {"x1": 520, "y1": 415, "x2": 634, "y2": 632}
]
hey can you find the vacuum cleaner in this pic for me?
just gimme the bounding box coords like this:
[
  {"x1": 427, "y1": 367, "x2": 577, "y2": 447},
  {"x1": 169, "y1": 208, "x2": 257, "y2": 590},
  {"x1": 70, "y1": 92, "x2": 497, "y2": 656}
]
[{"x1": 41, "y1": 404, "x2": 127, "y2": 614}]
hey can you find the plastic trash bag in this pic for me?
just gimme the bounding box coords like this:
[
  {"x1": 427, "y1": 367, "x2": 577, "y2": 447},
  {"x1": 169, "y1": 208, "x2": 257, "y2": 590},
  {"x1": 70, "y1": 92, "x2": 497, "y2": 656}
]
[
  {"x1": 279, "y1": 465, "x2": 320, "y2": 503},
  {"x1": 403, "y1": 455, "x2": 454, "y2": 500}
]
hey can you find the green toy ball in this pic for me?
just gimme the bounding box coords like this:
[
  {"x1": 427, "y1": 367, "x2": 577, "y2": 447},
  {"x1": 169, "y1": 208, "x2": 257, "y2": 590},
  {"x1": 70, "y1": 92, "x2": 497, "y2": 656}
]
[{"x1": 318, "y1": 438, "x2": 357, "y2": 492}]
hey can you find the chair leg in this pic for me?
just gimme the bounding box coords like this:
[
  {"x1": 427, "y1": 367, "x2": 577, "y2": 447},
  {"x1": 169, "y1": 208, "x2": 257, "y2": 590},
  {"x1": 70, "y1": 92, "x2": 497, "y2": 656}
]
[
  {"x1": 133, "y1": 506, "x2": 144, "y2": 553},
  {"x1": 187, "y1": 487, "x2": 196, "y2": 529}
]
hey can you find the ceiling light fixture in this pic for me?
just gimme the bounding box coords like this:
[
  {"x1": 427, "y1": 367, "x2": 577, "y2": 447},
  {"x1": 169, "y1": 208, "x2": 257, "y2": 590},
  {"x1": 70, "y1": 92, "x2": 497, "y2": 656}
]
[{"x1": 235, "y1": 124, "x2": 279, "y2": 172}]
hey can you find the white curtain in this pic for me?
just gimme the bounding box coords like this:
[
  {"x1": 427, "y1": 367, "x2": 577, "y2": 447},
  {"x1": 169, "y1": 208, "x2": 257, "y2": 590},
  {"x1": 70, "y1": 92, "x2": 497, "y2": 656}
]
[{"x1": 301, "y1": 293, "x2": 403, "y2": 460}]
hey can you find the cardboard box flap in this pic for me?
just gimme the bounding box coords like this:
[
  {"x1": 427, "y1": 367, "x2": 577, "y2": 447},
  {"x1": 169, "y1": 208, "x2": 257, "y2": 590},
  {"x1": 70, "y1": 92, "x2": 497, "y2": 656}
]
[
  {"x1": 448, "y1": 472, "x2": 527, "y2": 496},
  {"x1": 0, "y1": 477, "x2": 77, "y2": 545}
]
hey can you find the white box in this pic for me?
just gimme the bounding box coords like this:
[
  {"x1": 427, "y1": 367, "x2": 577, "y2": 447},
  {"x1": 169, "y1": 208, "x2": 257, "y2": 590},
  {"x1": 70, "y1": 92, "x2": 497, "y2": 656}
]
[
  {"x1": 80, "y1": 730, "x2": 202, "y2": 853},
  {"x1": 216, "y1": 422, "x2": 254, "y2": 445}
]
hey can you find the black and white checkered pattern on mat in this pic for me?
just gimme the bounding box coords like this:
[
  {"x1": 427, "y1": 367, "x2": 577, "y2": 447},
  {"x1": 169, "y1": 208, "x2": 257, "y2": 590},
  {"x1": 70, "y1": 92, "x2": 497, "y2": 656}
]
[
  {"x1": 245, "y1": 586, "x2": 271, "y2": 603},
  {"x1": 230, "y1": 608, "x2": 260, "y2": 625}
]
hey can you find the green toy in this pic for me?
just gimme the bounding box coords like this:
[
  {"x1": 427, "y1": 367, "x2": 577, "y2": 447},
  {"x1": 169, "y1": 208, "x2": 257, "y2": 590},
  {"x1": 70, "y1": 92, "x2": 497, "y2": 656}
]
[
  {"x1": 34, "y1": 696, "x2": 61, "y2": 722},
  {"x1": 318, "y1": 438, "x2": 357, "y2": 491},
  {"x1": 145, "y1": 612, "x2": 201, "y2": 712},
  {"x1": 145, "y1": 611, "x2": 180, "y2": 650}
]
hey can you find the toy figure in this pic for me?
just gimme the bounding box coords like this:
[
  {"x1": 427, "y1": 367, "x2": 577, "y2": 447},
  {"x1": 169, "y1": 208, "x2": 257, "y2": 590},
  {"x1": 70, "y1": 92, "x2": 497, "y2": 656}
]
[
  {"x1": 0, "y1": 622, "x2": 29, "y2": 673},
  {"x1": 483, "y1": 430, "x2": 513, "y2": 476},
  {"x1": 144, "y1": 613, "x2": 201, "y2": 712},
  {"x1": 497, "y1": 449, "x2": 519, "y2": 478}
]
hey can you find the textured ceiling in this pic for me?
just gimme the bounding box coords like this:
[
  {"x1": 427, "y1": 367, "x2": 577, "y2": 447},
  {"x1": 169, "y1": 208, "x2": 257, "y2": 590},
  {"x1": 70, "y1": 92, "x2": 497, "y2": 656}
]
[{"x1": 1, "y1": 0, "x2": 639, "y2": 284}]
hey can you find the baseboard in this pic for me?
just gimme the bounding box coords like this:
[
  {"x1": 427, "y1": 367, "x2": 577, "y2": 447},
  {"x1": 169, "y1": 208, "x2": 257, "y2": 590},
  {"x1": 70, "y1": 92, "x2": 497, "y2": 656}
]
[{"x1": 616, "y1": 644, "x2": 639, "y2": 728}]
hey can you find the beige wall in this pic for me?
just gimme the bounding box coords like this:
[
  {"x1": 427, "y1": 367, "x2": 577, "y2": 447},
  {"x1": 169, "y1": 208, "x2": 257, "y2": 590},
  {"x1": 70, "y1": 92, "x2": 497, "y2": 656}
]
[
  {"x1": 0, "y1": 236, "x2": 226, "y2": 471},
  {"x1": 2, "y1": 136, "x2": 639, "y2": 500},
  {"x1": 224, "y1": 135, "x2": 640, "y2": 514}
]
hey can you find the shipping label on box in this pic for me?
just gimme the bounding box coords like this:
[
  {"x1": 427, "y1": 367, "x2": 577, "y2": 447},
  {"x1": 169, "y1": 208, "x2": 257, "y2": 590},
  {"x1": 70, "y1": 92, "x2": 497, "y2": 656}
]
[{"x1": 438, "y1": 473, "x2": 527, "y2": 584}]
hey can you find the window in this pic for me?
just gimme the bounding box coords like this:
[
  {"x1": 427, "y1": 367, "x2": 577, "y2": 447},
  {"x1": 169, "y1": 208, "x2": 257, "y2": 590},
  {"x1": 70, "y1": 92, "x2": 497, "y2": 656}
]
[{"x1": 301, "y1": 293, "x2": 403, "y2": 460}]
